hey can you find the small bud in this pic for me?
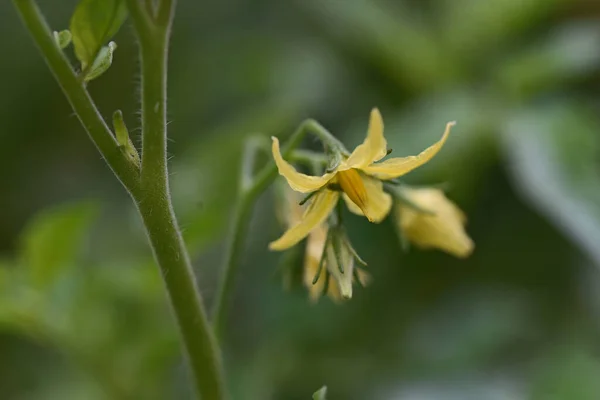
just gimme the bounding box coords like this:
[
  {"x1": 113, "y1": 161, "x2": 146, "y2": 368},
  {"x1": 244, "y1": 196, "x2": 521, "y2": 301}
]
[
  {"x1": 83, "y1": 41, "x2": 117, "y2": 82},
  {"x1": 53, "y1": 30, "x2": 72, "y2": 49},
  {"x1": 112, "y1": 110, "x2": 140, "y2": 168}
]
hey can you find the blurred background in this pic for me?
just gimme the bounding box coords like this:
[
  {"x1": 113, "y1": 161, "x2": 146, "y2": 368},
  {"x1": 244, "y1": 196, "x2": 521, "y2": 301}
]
[{"x1": 2, "y1": 0, "x2": 600, "y2": 398}]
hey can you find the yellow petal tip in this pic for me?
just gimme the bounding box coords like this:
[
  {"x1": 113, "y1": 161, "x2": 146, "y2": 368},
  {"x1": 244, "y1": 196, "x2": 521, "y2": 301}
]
[{"x1": 268, "y1": 241, "x2": 283, "y2": 251}]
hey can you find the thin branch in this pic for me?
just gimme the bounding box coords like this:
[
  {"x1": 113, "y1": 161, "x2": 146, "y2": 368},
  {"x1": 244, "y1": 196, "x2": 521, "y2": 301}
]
[{"x1": 212, "y1": 119, "x2": 327, "y2": 339}]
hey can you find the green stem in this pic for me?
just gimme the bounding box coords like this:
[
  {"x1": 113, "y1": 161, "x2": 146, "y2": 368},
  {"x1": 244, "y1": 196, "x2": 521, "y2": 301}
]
[
  {"x1": 212, "y1": 119, "x2": 329, "y2": 339},
  {"x1": 12, "y1": 0, "x2": 140, "y2": 196},
  {"x1": 14, "y1": 0, "x2": 226, "y2": 398},
  {"x1": 126, "y1": 1, "x2": 226, "y2": 399}
]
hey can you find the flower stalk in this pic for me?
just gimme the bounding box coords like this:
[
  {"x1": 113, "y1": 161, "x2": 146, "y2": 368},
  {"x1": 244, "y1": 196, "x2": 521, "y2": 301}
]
[{"x1": 212, "y1": 119, "x2": 335, "y2": 339}]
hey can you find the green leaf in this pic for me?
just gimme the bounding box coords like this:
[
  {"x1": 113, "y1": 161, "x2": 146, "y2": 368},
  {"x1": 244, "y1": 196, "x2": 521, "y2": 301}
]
[
  {"x1": 20, "y1": 202, "x2": 98, "y2": 288},
  {"x1": 312, "y1": 386, "x2": 327, "y2": 400},
  {"x1": 69, "y1": 0, "x2": 127, "y2": 68},
  {"x1": 0, "y1": 263, "x2": 8, "y2": 291},
  {"x1": 440, "y1": 0, "x2": 567, "y2": 56},
  {"x1": 84, "y1": 41, "x2": 117, "y2": 82},
  {"x1": 502, "y1": 102, "x2": 600, "y2": 265},
  {"x1": 301, "y1": 0, "x2": 453, "y2": 91},
  {"x1": 494, "y1": 23, "x2": 600, "y2": 99},
  {"x1": 530, "y1": 345, "x2": 600, "y2": 400}
]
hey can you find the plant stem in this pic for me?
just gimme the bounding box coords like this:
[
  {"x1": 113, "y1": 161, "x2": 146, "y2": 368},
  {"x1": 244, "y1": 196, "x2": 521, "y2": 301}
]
[
  {"x1": 12, "y1": 0, "x2": 141, "y2": 196},
  {"x1": 14, "y1": 0, "x2": 227, "y2": 397},
  {"x1": 212, "y1": 119, "x2": 328, "y2": 339},
  {"x1": 126, "y1": 1, "x2": 226, "y2": 399}
]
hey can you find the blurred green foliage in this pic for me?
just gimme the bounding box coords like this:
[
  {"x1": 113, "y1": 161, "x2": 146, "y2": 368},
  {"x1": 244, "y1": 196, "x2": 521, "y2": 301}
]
[{"x1": 1, "y1": 0, "x2": 600, "y2": 399}]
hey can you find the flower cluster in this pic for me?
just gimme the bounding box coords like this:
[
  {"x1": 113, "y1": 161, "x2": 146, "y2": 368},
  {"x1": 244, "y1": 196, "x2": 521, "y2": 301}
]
[{"x1": 271, "y1": 108, "x2": 473, "y2": 302}]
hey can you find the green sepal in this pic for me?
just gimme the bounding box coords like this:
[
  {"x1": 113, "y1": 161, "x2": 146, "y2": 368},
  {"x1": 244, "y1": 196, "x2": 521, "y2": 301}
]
[
  {"x1": 330, "y1": 227, "x2": 346, "y2": 274},
  {"x1": 312, "y1": 234, "x2": 330, "y2": 285},
  {"x1": 343, "y1": 233, "x2": 367, "y2": 266}
]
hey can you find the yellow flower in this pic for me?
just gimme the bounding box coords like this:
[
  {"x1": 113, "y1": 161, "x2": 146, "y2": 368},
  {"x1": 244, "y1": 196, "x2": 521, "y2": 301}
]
[
  {"x1": 280, "y1": 187, "x2": 368, "y2": 302},
  {"x1": 396, "y1": 188, "x2": 474, "y2": 258},
  {"x1": 269, "y1": 108, "x2": 454, "y2": 251}
]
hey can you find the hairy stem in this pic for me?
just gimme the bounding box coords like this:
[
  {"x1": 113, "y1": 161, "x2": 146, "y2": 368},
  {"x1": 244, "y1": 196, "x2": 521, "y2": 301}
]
[
  {"x1": 14, "y1": 0, "x2": 227, "y2": 398},
  {"x1": 126, "y1": 0, "x2": 226, "y2": 398}
]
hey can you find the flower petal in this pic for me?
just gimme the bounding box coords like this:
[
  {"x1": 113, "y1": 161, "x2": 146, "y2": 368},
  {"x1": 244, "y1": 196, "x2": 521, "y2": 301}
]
[
  {"x1": 396, "y1": 188, "x2": 474, "y2": 258},
  {"x1": 303, "y1": 225, "x2": 328, "y2": 303},
  {"x1": 269, "y1": 190, "x2": 339, "y2": 251},
  {"x1": 361, "y1": 121, "x2": 455, "y2": 180},
  {"x1": 342, "y1": 108, "x2": 387, "y2": 169},
  {"x1": 272, "y1": 136, "x2": 334, "y2": 193},
  {"x1": 342, "y1": 174, "x2": 392, "y2": 223}
]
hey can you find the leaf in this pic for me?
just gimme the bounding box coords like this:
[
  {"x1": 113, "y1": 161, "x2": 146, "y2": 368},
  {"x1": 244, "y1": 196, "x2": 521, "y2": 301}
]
[
  {"x1": 312, "y1": 386, "x2": 327, "y2": 400},
  {"x1": 300, "y1": 0, "x2": 453, "y2": 92},
  {"x1": 84, "y1": 41, "x2": 117, "y2": 82},
  {"x1": 494, "y1": 22, "x2": 600, "y2": 99},
  {"x1": 439, "y1": 0, "x2": 567, "y2": 55},
  {"x1": 20, "y1": 202, "x2": 98, "y2": 288},
  {"x1": 530, "y1": 345, "x2": 600, "y2": 400},
  {"x1": 69, "y1": 0, "x2": 127, "y2": 68},
  {"x1": 502, "y1": 102, "x2": 600, "y2": 266}
]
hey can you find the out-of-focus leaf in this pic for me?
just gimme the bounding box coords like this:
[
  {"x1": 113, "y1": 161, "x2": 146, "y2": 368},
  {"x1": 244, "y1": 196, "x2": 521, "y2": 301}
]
[
  {"x1": 495, "y1": 22, "x2": 600, "y2": 99},
  {"x1": 19, "y1": 202, "x2": 98, "y2": 287},
  {"x1": 386, "y1": 376, "x2": 524, "y2": 400},
  {"x1": 502, "y1": 103, "x2": 600, "y2": 266},
  {"x1": 312, "y1": 385, "x2": 327, "y2": 400},
  {"x1": 0, "y1": 263, "x2": 7, "y2": 289},
  {"x1": 69, "y1": 0, "x2": 127, "y2": 68},
  {"x1": 301, "y1": 0, "x2": 454, "y2": 91},
  {"x1": 404, "y1": 290, "x2": 533, "y2": 369},
  {"x1": 530, "y1": 345, "x2": 600, "y2": 400},
  {"x1": 440, "y1": 0, "x2": 565, "y2": 55}
]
